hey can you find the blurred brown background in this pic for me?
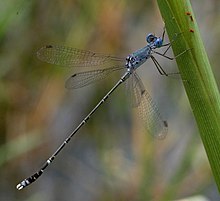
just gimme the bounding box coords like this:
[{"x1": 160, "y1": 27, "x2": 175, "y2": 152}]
[{"x1": 0, "y1": 0, "x2": 219, "y2": 200}]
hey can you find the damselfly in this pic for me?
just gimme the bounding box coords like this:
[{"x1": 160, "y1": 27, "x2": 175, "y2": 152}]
[{"x1": 17, "y1": 29, "x2": 177, "y2": 190}]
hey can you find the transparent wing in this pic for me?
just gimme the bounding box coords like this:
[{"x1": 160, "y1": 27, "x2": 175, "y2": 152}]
[
  {"x1": 125, "y1": 73, "x2": 142, "y2": 107},
  {"x1": 130, "y1": 72, "x2": 168, "y2": 139},
  {"x1": 37, "y1": 45, "x2": 124, "y2": 68},
  {"x1": 65, "y1": 66, "x2": 124, "y2": 89}
]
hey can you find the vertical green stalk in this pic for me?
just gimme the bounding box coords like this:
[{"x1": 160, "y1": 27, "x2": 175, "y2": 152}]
[{"x1": 157, "y1": 0, "x2": 220, "y2": 191}]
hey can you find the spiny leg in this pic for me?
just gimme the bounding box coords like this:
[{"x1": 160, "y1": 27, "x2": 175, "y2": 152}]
[
  {"x1": 159, "y1": 31, "x2": 184, "y2": 58},
  {"x1": 153, "y1": 48, "x2": 191, "y2": 60},
  {"x1": 153, "y1": 28, "x2": 191, "y2": 59},
  {"x1": 151, "y1": 56, "x2": 168, "y2": 76},
  {"x1": 152, "y1": 30, "x2": 191, "y2": 77},
  {"x1": 151, "y1": 56, "x2": 181, "y2": 77},
  {"x1": 161, "y1": 26, "x2": 166, "y2": 42},
  {"x1": 157, "y1": 30, "x2": 191, "y2": 81}
]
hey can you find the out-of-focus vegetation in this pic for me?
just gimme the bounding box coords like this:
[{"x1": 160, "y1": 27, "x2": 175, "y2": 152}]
[{"x1": 0, "y1": 0, "x2": 219, "y2": 200}]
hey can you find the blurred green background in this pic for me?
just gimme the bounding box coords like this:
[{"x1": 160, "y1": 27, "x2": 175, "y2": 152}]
[{"x1": 0, "y1": 0, "x2": 219, "y2": 200}]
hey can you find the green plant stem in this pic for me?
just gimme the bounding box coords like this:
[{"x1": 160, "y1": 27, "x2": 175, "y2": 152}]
[{"x1": 157, "y1": 0, "x2": 220, "y2": 191}]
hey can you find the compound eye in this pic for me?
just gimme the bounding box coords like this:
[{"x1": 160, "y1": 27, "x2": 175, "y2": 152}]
[
  {"x1": 146, "y1": 33, "x2": 156, "y2": 43},
  {"x1": 154, "y1": 38, "x2": 163, "y2": 47}
]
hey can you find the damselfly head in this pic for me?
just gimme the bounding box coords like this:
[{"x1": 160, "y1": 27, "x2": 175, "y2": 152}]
[
  {"x1": 154, "y1": 38, "x2": 163, "y2": 48},
  {"x1": 146, "y1": 33, "x2": 156, "y2": 43},
  {"x1": 146, "y1": 33, "x2": 163, "y2": 48}
]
